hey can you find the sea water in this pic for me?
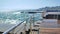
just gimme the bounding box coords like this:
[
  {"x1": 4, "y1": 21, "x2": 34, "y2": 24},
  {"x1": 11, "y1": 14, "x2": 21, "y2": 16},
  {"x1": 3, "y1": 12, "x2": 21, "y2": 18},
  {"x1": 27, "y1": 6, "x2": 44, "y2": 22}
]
[{"x1": 0, "y1": 11, "x2": 42, "y2": 24}]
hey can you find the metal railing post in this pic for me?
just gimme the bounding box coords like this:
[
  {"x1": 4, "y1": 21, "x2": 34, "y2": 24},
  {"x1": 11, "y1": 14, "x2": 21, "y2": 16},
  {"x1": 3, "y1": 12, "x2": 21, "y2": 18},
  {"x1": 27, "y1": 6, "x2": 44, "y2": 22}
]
[{"x1": 30, "y1": 16, "x2": 33, "y2": 34}]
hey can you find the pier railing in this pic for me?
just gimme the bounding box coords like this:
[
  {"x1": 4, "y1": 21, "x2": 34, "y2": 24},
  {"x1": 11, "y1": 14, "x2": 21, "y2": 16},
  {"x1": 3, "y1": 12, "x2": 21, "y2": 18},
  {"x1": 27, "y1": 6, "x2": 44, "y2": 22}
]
[
  {"x1": 2, "y1": 12, "x2": 43, "y2": 34},
  {"x1": 2, "y1": 17, "x2": 32, "y2": 34}
]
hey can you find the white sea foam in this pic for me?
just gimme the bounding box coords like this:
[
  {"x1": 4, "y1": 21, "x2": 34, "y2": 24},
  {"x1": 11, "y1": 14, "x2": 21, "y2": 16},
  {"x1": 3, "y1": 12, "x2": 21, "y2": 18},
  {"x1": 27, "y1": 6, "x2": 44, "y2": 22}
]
[{"x1": 0, "y1": 19, "x2": 22, "y2": 32}]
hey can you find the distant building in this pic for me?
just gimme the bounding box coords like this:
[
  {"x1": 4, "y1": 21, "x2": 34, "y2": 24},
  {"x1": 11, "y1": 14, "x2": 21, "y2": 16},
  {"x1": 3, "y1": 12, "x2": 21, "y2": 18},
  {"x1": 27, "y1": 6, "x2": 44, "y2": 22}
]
[{"x1": 42, "y1": 10, "x2": 60, "y2": 24}]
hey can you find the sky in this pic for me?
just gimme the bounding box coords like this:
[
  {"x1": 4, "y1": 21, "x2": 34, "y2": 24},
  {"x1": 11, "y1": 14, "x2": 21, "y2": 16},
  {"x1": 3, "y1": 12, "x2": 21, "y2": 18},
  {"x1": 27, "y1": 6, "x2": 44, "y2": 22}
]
[{"x1": 0, "y1": 0, "x2": 60, "y2": 11}]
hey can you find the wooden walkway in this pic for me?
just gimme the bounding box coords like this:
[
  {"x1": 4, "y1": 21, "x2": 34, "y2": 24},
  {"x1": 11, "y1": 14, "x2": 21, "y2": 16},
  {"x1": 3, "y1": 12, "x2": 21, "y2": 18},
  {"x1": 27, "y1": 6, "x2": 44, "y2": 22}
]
[
  {"x1": 40, "y1": 28, "x2": 60, "y2": 34},
  {"x1": 29, "y1": 20, "x2": 60, "y2": 34}
]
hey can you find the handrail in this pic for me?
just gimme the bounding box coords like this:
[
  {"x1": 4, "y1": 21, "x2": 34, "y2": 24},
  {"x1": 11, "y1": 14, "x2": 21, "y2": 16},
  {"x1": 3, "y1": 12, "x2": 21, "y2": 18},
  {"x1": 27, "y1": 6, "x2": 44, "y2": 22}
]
[
  {"x1": 2, "y1": 16, "x2": 33, "y2": 34},
  {"x1": 2, "y1": 21, "x2": 25, "y2": 34}
]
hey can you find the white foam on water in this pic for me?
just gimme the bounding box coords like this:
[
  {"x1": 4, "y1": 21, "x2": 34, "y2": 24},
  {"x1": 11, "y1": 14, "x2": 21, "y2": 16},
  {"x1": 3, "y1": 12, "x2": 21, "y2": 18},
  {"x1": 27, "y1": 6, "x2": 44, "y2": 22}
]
[{"x1": 0, "y1": 19, "x2": 22, "y2": 32}]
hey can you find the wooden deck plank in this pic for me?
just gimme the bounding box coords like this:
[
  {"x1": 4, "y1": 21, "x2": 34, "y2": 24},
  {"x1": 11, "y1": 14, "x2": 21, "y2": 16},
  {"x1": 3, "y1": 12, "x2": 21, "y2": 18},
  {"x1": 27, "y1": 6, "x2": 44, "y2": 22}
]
[{"x1": 39, "y1": 28, "x2": 60, "y2": 34}]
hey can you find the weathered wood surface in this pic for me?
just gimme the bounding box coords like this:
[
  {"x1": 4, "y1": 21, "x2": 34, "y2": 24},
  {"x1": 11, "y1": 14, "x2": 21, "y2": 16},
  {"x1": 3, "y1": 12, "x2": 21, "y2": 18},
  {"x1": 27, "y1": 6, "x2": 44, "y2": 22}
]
[{"x1": 40, "y1": 28, "x2": 60, "y2": 34}]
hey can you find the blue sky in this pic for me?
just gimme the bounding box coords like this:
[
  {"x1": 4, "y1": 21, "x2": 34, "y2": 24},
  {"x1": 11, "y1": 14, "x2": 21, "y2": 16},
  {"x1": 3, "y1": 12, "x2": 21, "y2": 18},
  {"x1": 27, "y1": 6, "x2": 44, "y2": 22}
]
[{"x1": 0, "y1": 0, "x2": 60, "y2": 11}]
